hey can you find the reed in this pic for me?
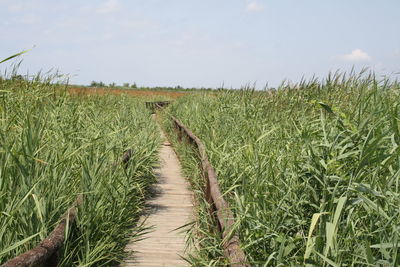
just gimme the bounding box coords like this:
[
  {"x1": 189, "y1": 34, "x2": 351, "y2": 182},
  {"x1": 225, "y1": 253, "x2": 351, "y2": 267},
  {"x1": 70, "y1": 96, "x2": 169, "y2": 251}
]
[
  {"x1": 165, "y1": 71, "x2": 400, "y2": 266},
  {"x1": 0, "y1": 75, "x2": 160, "y2": 265}
]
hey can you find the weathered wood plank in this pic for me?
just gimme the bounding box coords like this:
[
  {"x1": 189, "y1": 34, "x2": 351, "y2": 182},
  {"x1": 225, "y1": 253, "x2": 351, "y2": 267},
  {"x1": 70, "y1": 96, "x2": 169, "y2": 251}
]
[{"x1": 122, "y1": 132, "x2": 193, "y2": 267}]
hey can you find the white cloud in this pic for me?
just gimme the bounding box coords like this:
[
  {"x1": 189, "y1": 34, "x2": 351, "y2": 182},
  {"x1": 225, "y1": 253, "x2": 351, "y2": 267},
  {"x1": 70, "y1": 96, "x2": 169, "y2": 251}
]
[
  {"x1": 96, "y1": 0, "x2": 120, "y2": 14},
  {"x1": 341, "y1": 49, "x2": 371, "y2": 62},
  {"x1": 246, "y1": 1, "x2": 264, "y2": 12}
]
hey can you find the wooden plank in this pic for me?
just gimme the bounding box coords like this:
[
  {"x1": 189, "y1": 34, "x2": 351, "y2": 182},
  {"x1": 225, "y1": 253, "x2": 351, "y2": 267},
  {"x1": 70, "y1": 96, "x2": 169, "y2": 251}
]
[{"x1": 123, "y1": 132, "x2": 193, "y2": 267}]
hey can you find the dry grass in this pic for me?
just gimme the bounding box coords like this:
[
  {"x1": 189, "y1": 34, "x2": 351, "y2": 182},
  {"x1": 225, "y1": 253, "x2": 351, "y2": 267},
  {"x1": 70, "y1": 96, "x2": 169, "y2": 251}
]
[{"x1": 67, "y1": 86, "x2": 190, "y2": 99}]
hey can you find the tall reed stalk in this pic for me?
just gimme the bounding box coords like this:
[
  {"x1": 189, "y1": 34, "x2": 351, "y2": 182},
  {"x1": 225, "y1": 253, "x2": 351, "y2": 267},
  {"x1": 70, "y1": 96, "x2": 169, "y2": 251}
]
[
  {"x1": 0, "y1": 74, "x2": 160, "y2": 265},
  {"x1": 166, "y1": 72, "x2": 400, "y2": 266}
]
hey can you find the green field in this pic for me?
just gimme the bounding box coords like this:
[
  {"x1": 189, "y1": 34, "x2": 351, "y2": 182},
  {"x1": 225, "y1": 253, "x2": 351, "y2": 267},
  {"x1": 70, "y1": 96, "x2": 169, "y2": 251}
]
[
  {"x1": 0, "y1": 77, "x2": 160, "y2": 265},
  {"x1": 165, "y1": 72, "x2": 400, "y2": 266}
]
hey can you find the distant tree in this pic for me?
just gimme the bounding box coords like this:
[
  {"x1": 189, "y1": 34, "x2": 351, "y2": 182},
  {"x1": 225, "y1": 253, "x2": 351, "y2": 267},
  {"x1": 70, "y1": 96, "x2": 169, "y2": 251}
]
[
  {"x1": 90, "y1": 81, "x2": 106, "y2": 87},
  {"x1": 11, "y1": 75, "x2": 25, "y2": 81},
  {"x1": 123, "y1": 82, "x2": 130, "y2": 88},
  {"x1": 109, "y1": 82, "x2": 116, "y2": 88},
  {"x1": 131, "y1": 83, "x2": 137, "y2": 89}
]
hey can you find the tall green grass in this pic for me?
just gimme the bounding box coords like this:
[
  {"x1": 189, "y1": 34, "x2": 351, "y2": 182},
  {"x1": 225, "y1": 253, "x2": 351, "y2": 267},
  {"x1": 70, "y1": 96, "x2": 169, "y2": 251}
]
[
  {"x1": 0, "y1": 76, "x2": 160, "y2": 265},
  {"x1": 166, "y1": 72, "x2": 400, "y2": 266}
]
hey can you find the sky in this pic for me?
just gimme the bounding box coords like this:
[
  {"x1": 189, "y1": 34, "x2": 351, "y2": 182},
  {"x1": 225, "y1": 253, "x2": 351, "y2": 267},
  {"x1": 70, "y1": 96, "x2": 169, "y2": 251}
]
[{"x1": 0, "y1": 0, "x2": 399, "y2": 89}]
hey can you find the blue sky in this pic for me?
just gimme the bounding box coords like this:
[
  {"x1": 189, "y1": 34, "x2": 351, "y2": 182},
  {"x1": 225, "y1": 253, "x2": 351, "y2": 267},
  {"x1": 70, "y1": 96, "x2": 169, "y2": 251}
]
[{"x1": 0, "y1": 0, "x2": 399, "y2": 88}]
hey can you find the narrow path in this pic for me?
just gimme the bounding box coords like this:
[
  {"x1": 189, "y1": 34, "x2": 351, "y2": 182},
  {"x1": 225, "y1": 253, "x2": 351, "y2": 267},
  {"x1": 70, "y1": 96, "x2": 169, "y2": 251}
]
[{"x1": 122, "y1": 129, "x2": 194, "y2": 266}]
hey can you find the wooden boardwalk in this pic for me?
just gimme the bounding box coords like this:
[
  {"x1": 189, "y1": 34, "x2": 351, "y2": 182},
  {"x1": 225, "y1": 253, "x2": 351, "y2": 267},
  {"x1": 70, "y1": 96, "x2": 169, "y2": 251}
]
[{"x1": 122, "y1": 133, "x2": 194, "y2": 266}]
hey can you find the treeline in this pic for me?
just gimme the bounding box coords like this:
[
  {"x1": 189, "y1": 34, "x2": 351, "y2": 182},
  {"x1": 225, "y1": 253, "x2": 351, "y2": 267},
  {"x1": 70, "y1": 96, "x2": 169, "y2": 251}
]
[{"x1": 88, "y1": 81, "x2": 215, "y2": 91}]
